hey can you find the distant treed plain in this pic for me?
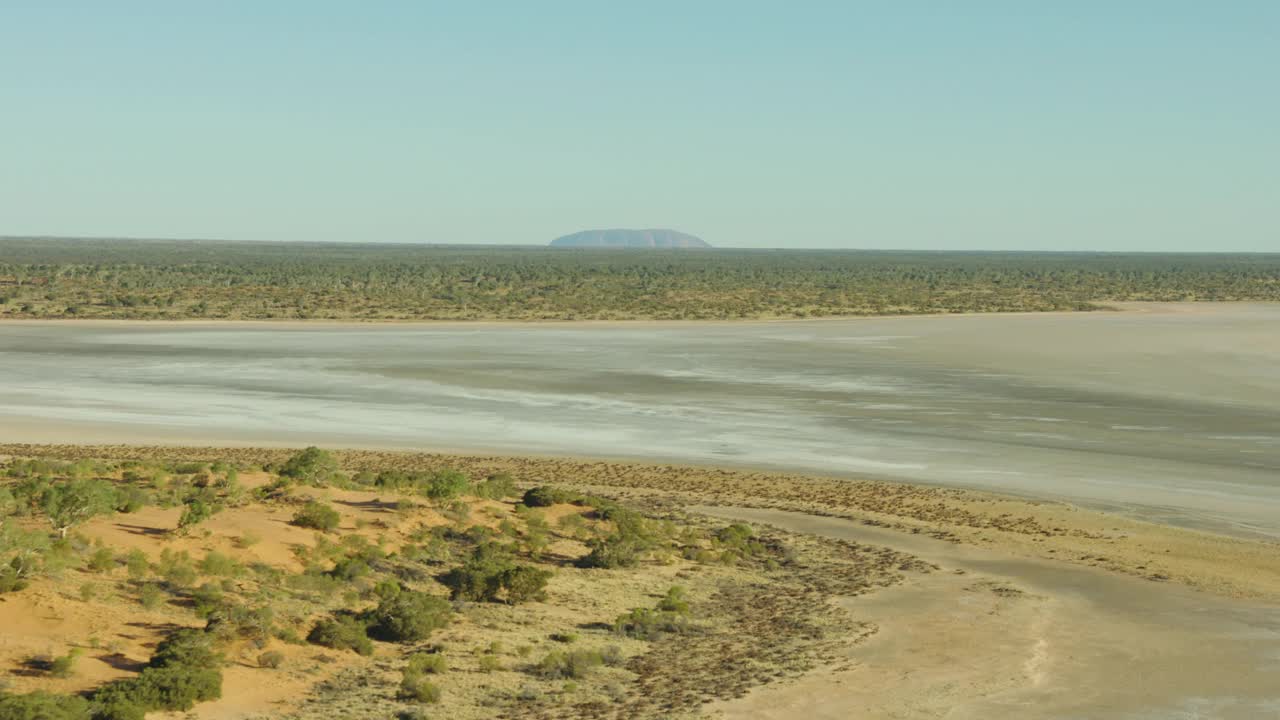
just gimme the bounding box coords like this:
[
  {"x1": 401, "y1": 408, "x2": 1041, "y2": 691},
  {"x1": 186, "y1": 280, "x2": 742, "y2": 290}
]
[{"x1": 2, "y1": 238, "x2": 1278, "y2": 321}]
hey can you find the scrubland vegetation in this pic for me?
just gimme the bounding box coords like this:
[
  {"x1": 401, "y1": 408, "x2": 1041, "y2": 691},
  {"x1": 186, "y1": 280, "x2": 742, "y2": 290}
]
[
  {"x1": 0, "y1": 447, "x2": 913, "y2": 719},
  {"x1": 2, "y1": 237, "x2": 1277, "y2": 321}
]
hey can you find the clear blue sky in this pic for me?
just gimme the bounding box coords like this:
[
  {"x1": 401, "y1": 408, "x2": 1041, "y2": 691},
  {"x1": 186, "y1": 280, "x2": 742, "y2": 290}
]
[{"x1": 1, "y1": 2, "x2": 1276, "y2": 250}]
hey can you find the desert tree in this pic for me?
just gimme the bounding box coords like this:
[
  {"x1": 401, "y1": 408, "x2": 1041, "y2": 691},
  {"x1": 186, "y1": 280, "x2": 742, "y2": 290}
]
[{"x1": 40, "y1": 479, "x2": 117, "y2": 538}]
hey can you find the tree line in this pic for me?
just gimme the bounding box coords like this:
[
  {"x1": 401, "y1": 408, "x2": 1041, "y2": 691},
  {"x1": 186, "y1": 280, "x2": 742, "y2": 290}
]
[{"x1": 1, "y1": 237, "x2": 1277, "y2": 320}]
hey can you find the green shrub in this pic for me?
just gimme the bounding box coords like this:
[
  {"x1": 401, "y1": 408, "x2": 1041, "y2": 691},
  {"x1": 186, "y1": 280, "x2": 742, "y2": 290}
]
[
  {"x1": 656, "y1": 585, "x2": 690, "y2": 614},
  {"x1": 328, "y1": 555, "x2": 370, "y2": 581},
  {"x1": 520, "y1": 486, "x2": 580, "y2": 508},
  {"x1": 157, "y1": 549, "x2": 197, "y2": 589},
  {"x1": 423, "y1": 469, "x2": 470, "y2": 501},
  {"x1": 278, "y1": 448, "x2": 340, "y2": 486},
  {"x1": 124, "y1": 549, "x2": 149, "y2": 580},
  {"x1": 198, "y1": 551, "x2": 240, "y2": 577},
  {"x1": 190, "y1": 583, "x2": 224, "y2": 619},
  {"x1": 0, "y1": 566, "x2": 30, "y2": 594},
  {"x1": 90, "y1": 629, "x2": 222, "y2": 718},
  {"x1": 49, "y1": 648, "x2": 82, "y2": 678},
  {"x1": 206, "y1": 604, "x2": 275, "y2": 645},
  {"x1": 477, "y1": 654, "x2": 502, "y2": 673},
  {"x1": 601, "y1": 645, "x2": 625, "y2": 667},
  {"x1": 93, "y1": 663, "x2": 221, "y2": 714},
  {"x1": 440, "y1": 543, "x2": 550, "y2": 604},
  {"x1": 365, "y1": 591, "x2": 452, "y2": 642},
  {"x1": 138, "y1": 582, "x2": 165, "y2": 610},
  {"x1": 500, "y1": 565, "x2": 551, "y2": 604},
  {"x1": 87, "y1": 546, "x2": 116, "y2": 573},
  {"x1": 405, "y1": 652, "x2": 447, "y2": 675},
  {"x1": 307, "y1": 615, "x2": 373, "y2": 656},
  {"x1": 578, "y1": 534, "x2": 645, "y2": 569},
  {"x1": 472, "y1": 473, "x2": 518, "y2": 500},
  {"x1": 713, "y1": 523, "x2": 765, "y2": 555},
  {"x1": 114, "y1": 486, "x2": 148, "y2": 514},
  {"x1": 398, "y1": 675, "x2": 441, "y2": 704},
  {"x1": 177, "y1": 499, "x2": 215, "y2": 531},
  {"x1": 0, "y1": 691, "x2": 91, "y2": 720},
  {"x1": 531, "y1": 649, "x2": 602, "y2": 680},
  {"x1": 291, "y1": 501, "x2": 340, "y2": 532},
  {"x1": 257, "y1": 650, "x2": 284, "y2": 669},
  {"x1": 613, "y1": 607, "x2": 689, "y2": 640},
  {"x1": 149, "y1": 629, "x2": 220, "y2": 670},
  {"x1": 439, "y1": 543, "x2": 509, "y2": 601},
  {"x1": 285, "y1": 570, "x2": 342, "y2": 599}
]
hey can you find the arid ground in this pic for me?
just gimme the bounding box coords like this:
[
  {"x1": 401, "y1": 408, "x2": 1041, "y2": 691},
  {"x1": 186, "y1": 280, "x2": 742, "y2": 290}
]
[{"x1": 2, "y1": 444, "x2": 1277, "y2": 719}]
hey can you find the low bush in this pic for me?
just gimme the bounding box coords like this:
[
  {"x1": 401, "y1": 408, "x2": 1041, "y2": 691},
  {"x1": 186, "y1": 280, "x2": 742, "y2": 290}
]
[
  {"x1": 656, "y1": 585, "x2": 690, "y2": 614},
  {"x1": 124, "y1": 549, "x2": 149, "y2": 579},
  {"x1": 277, "y1": 447, "x2": 341, "y2": 487},
  {"x1": 440, "y1": 543, "x2": 550, "y2": 604},
  {"x1": 423, "y1": 469, "x2": 470, "y2": 501},
  {"x1": 156, "y1": 549, "x2": 197, "y2": 589},
  {"x1": 472, "y1": 473, "x2": 517, "y2": 500},
  {"x1": 578, "y1": 534, "x2": 645, "y2": 569},
  {"x1": 0, "y1": 691, "x2": 91, "y2": 720},
  {"x1": 520, "y1": 486, "x2": 581, "y2": 508},
  {"x1": 613, "y1": 607, "x2": 689, "y2": 640},
  {"x1": 149, "y1": 629, "x2": 220, "y2": 670},
  {"x1": 364, "y1": 590, "x2": 452, "y2": 642},
  {"x1": 405, "y1": 652, "x2": 447, "y2": 675},
  {"x1": 87, "y1": 547, "x2": 115, "y2": 573},
  {"x1": 206, "y1": 604, "x2": 275, "y2": 646},
  {"x1": 90, "y1": 629, "x2": 222, "y2": 719},
  {"x1": 0, "y1": 566, "x2": 30, "y2": 594},
  {"x1": 600, "y1": 645, "x2": 625, "y2": 667},
  {"x1": 398, "y1": 675, "x2": 441, "y2": 704},
  {"x1": 198, "y1": 551, "x2": 240, "y2": 577},
  {"x1": 713, "y1": 522, "x2": 766, "y2": 557},
  {"x1": 49, "y1": 649, "x2": 82, "y2": 678},
  {"x1": 257, "y1": 650, "x2": 284, "y2": 669},
  {"x1": 328, "y1": 555, "x2": 371, "y2": 582},
  {"x1": 306, "y1": 615, "x2": 373, "y2": 656},
  {"x1": 177, "y1": 499, "x2": 214, "y2": 531},
  {"x1": 531, "y1": 649, "x2": 602, "y2": 680},
  {"x1": 190, "y1": 583, "x2": 225, "y2": 619},
  {"x1": 291, "y1": 501, "x2": 340, "y2": 532},
  {"x1": 138, "y1": 582, "x2": 164, "y2": 610}
]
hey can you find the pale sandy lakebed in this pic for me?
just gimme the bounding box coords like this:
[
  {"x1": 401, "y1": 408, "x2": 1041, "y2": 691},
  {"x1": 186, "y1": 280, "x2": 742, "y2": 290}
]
[
  {"x1": 2, "y1": 298, "x2": 1278, "y2": 720},
  {"x1": 698, "y1": 506, "x2": 1280, "y2": 720},
  {"x1": 2, "y1": 302, "x2": 1277, "y2": 538}
]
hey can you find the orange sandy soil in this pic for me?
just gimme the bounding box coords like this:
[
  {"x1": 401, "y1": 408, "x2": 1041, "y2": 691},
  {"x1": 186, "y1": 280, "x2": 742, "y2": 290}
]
[
  {"x1": 5, "y1": 444, "x2": 1278, "y2": 603},
  {"x1": 0, "y1": 467, "x2": 597, "y2": 719}
]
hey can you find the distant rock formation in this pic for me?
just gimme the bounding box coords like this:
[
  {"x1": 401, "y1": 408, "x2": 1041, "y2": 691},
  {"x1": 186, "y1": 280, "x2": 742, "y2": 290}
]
[{"x1": 550, "y1": 229, "x2": 711, "y2": 249}]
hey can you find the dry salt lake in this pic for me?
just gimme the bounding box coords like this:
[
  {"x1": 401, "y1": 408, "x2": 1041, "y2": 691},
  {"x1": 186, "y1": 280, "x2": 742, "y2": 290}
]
[{"x1": 2, "y1": 303, "x2": 1278, "y2": 538}]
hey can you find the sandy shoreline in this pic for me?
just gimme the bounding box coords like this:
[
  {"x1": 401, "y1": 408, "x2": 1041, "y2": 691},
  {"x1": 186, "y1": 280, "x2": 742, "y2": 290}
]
[
  {"x1": 0, "y1": 299, "x2": 1218, "y2": 327},
  {"x1": 2, "y1": 300, "x2": 1264, "y2": 329},
  {"x1": 4, "y1": 442, "x2": 1278, "y2": 603}
]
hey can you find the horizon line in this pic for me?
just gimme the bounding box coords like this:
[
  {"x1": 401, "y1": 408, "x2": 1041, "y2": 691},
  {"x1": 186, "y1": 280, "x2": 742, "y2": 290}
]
[{"x1": 2, "y1": 234, "x2": 1278, "y2": 257}]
